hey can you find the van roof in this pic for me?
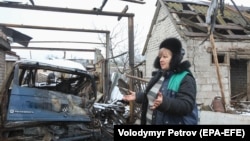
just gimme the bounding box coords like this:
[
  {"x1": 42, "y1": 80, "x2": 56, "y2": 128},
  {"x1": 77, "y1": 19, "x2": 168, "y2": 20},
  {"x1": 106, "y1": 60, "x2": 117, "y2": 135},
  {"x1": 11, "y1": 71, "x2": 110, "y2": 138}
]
[{"x1": 16, "y1": 59, "x2": 87, "y2": 72}]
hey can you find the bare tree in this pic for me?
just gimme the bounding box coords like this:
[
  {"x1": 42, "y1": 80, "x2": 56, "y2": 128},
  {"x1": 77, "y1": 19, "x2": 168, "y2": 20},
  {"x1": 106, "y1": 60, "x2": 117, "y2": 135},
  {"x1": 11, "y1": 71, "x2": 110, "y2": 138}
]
[{"x1": 96, "y1": 22, "x2": 143, "y2": 74}]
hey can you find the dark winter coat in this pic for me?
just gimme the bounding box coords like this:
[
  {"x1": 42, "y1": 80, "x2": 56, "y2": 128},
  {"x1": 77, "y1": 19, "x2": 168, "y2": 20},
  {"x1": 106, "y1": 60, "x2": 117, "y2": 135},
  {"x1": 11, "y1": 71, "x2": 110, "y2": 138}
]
[{"x1": 135, "y1": 60, "x2": 198, "y2": 125}]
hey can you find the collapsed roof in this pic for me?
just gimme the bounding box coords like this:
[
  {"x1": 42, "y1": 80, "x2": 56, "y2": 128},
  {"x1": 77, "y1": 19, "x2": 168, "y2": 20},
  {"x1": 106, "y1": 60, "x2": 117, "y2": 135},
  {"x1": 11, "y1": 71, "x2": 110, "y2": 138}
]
[{"x1": 163, "y1": 0, "x2": 250, "y2": 40}]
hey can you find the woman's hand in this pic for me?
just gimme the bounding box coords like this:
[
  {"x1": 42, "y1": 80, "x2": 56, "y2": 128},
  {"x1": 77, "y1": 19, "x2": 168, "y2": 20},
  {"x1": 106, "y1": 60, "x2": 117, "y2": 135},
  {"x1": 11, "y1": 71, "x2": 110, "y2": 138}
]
[
  {"x1": 150, "y1": 92, "x2": 163, "y2": 110},
  {"x1": 122, "y1": 90, "x2": 136, "y2": 101}
]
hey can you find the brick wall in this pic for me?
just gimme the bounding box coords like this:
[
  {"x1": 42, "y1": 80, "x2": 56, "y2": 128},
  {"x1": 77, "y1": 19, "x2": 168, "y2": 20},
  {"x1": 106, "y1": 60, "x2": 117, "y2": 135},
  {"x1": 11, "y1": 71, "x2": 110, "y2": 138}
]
[
  {"x1": 189, "y1": 40, "x2": 231, "y2": 105},
  {"x1": 145, "y1": 7, "x2": 182, "y2": 78},
  {"x1": 144, "y1": 5, "x2": 233, "y2": 106},
  {"x1": 144, "y1": 3, "x2": 250, "y2": 107}
]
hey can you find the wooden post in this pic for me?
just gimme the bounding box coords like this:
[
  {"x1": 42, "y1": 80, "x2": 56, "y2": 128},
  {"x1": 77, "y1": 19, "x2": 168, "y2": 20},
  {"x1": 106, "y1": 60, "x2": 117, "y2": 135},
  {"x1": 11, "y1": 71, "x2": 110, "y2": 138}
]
[
  {"x1": 128, "y1": 16, "x2": 135, "y2": 123},
  {"x1": 209, "y1": 33, "x2": 226, "y2": 111}
]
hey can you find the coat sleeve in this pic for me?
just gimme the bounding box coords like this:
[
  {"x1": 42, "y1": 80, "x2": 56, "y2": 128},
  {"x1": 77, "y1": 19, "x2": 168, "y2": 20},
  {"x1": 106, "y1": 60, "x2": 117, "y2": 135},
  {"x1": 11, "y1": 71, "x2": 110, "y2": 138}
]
[
  {"x1": 157, "y1": 74, "x2": 197, "y2": 116},
  {"x1": 136, "y1": 70, "x2": 163, "y2": 104},
  {"x1": 135, "y1": 91, "x2": 145, "y2": 104}
]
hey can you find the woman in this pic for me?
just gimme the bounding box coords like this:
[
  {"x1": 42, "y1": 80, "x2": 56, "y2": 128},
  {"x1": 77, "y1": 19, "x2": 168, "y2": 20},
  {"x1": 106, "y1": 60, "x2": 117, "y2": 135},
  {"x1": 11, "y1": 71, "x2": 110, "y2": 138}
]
[{"x1": 123, "y1": 37, "x2": 198, "y2": 125}]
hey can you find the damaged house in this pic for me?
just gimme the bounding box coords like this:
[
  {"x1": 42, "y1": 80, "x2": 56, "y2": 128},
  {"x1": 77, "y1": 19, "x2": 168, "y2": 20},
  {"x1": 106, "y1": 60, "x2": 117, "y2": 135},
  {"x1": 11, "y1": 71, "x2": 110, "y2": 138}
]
[
  {"x1": 142, "y1": 0, "x2": 250, "y2": 110},
  {"x1": 0, "y1": 26, "x2": 32, "y2": 89},
  {"x1": 0, "y1": 28, "x2": 11, "y2": 89}
]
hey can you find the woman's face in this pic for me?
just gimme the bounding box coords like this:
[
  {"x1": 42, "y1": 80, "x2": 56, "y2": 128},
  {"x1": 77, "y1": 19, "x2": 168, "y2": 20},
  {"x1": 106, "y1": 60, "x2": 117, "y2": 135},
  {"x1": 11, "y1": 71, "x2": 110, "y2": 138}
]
[{"x1": 158, "y1": 48, "x2": 172, "y2": 71}]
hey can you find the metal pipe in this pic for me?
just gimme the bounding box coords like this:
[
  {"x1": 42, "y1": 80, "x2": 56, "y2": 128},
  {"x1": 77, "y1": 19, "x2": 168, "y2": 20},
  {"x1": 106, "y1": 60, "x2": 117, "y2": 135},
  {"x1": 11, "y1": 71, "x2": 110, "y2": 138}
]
[
  {"x1": 104, "y1": 33, "x2": 111, "y2": 102},
  {"x1": 11, "y1": 46, "x2": 96, "y2": 52},
  {"x1": 126, "y1": 74, "x2": 149, "y2": 83},
  {"x1": 27, "y1": 41, "x2": 104, "y2": 45},
  {"x1": 0, "y1": 2, "x2": 134, "y2": 17},
  {"x1": 127, "y1": 14, "x2": 135, "y2": 123},
  {"x1": 0, "y1": 23, "x2": 110, "y2": 34},
  {"x1": 0, "y1": 2, "x2": 136, "y2": 105}
]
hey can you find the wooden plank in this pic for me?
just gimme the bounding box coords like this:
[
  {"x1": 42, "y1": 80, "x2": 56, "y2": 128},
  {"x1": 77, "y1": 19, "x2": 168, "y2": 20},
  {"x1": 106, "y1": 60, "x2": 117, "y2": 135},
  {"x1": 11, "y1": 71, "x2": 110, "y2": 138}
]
[
  {"x1": 177, "y1": 21, "x2": 245, "y2": 30},
  {"x1": 217, "y1": 15, "x2": 234, "y2": 35},
  {"x1": 183, "y1": 31, "x2": 250, "y2": 40}
]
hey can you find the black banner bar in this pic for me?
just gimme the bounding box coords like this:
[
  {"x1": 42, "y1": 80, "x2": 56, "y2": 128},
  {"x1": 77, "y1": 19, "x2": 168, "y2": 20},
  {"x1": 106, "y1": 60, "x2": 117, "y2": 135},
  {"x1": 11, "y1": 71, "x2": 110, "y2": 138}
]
[{"x1": 114, "y1": 125, "x2": 250, "y2": 140}]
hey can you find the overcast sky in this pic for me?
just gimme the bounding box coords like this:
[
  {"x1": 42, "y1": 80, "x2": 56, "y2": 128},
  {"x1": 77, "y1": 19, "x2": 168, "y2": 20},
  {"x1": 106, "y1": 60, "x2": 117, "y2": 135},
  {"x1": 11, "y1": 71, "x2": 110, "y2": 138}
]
[
  {"x1": 0, "y1": 0, "x2": 157, "y2": 60},
  {"x1": 1, "y1": 0, "x2": 250, "y2": 60}
]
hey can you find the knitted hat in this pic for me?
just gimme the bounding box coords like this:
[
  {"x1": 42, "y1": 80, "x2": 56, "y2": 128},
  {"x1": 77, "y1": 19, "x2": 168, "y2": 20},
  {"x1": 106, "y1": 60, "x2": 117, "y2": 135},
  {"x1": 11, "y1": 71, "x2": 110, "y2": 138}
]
[{"x1": 154, "y1": 37, "x2": 184, "y2": 71}]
